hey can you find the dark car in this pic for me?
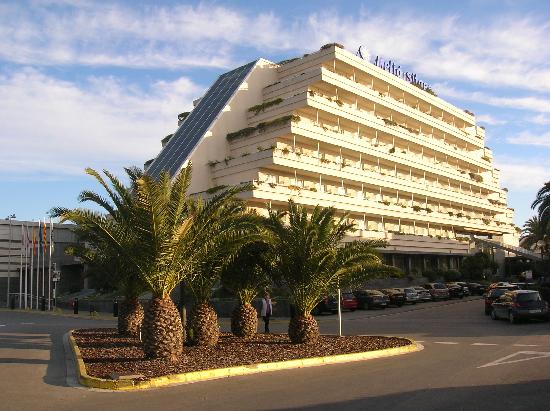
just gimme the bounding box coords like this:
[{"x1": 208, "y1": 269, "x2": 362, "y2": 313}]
[
  {"x1": 466, "y1": 282, "x2": 486, "y2": 296},
  {"x1": 381, "y1": 289, "x2": 406, "y2": 307},
  {"x1": 413, "y1": 286, "x2": 433, "y2": 302},
  {"x1": 446, "y1": 283, "x2": 465, "y2": 299},
  {"x1": 484, "y1": 286, "x2": 520, "y2": 314},
  {"x1": 424, "y1": 283, "x2": 450, "y2": 300},
  {"x1": 490, "y1": 290, "x2": 549, "y2": 323},
  {"x1": 314, "y1": 293, "x2": 357, "y2": 315},
  {"x1": 454, "y1": 282, "x2": 471, "y2": 297},
  {"x1": 354, "y1": 289, "x2": 388, "y2": 310}
]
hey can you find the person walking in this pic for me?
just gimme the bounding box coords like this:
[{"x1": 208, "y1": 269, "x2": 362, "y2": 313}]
[{"x1": 261, "y1": 292, "x2": 273, "y2": 333}]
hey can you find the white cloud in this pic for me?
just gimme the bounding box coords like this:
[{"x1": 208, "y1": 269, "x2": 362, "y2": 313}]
[
  {"x1": 476, "y1": 114, "x2": 507, "y2": 125},
  {"x1": 495, "y1": 157, "x2": 549, "y2": 192},
  {"x1": 530, "y1": 114, "x2": 550, "y2": 125},
  {"x1": 506, "y1": 131, "x2": 550, "y2": 148},
  {"x1": 0, "y1": 68, "x2": 203, "y2": 179}
]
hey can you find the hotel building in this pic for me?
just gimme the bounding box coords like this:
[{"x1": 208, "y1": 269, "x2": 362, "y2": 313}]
[{"x1": 146, "y1": 44, "x2": 521, "y2": 275}]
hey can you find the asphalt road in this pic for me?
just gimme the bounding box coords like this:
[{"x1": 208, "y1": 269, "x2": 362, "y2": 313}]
[{"x1": 1, "y1": 297, "x2": 549, "y2": 410}]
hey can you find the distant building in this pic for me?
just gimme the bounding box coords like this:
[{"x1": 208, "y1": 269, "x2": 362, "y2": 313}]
[
  {"x1": 145, "y1": 44, "x2": 520, "y2": 276},
  {"x1": 0, "y1": 219, "x2": 83, "y2": 307}
]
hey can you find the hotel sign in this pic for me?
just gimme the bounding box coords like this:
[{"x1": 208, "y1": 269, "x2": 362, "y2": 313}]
[{"x1": 356, "y1": 45, "x2": 430, "y2": 91}]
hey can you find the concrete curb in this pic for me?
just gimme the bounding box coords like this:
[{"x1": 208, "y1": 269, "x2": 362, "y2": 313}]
[{"x1": 68, "y1": 330, "x2": 423, "y2": 391}]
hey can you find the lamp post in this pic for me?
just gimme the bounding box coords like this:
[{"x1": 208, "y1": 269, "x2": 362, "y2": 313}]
[{"x1": 5, "y1": 214, "x2": 16, "y2": 308}]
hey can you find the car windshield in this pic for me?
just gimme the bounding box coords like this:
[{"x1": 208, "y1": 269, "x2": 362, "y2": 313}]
[
  {"x1": 342, "y1": 293, "x2": 354, "y2": 299},
  {"x1": 516, "y1": 292, "x2": 541, "y2": 302},
  {"x1": 490, "y1": 289, "x2": 506, "y2": 297},
  {"x1": 433, "y1": 284, "x2": 446, "y2": 289},
  {"x1": 404, "y1": 288, "x2": 415, "y2": 293},
  {"x1": 368, "y1": 291, "x2": 383, "y2": 296}
]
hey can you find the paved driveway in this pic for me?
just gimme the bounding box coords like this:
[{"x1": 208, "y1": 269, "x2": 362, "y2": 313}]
[{"x1": 0, "y1": 298, "x2": 549, "y2": 410}]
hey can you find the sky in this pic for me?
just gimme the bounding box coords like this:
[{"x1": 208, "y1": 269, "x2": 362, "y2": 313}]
[{"x1": 0, "y1": 0, "x2": 549, "y2": 227}]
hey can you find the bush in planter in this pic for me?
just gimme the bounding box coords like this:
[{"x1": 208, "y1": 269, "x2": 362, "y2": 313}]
[{"x1": 443, "y1": 269, "x2": 461, "y2": 282}]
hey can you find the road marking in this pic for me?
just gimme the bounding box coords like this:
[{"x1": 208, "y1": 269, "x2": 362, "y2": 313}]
[
  {"x1": 434, "y1": 341, "x2": 459, "y2": 345},
  {"x1": 471, "y1": 343, "x2": 498, "y2": 346},
  {"x1": 20, "y1": 322, "x2": 35, "y2": 325},
  {"x1": 478, "y1": 351, "x2": 550, "y2": 368},
  {"x1": 513, "y1": 344, "x2": 539, "y2": 347},
  {"x1": 0, "y1": 324, "x2": 6, "y2": 327}
]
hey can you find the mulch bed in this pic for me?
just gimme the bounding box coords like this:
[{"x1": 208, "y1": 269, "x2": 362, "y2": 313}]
[{"x1": 73, "y1": 328, "x2": 411, "y2": 380}]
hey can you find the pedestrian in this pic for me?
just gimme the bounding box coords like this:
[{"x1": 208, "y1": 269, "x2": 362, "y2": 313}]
[{"x1": 261, "y1": 292, "x2": 273, "y2": 333}]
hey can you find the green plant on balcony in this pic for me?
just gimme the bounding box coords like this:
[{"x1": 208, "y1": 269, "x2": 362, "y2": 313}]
[
  {"x1": 320, "y1": 158, "x2": 330, "y2": 164},
  {"x1": 341, "y1": 159, "x2": 348, "y2": 167},
  {"x1": 247, "y1": 98, "x2": 284, "y2": 115},
  {"x1": 205, "y1": 185, "x2": 228, "y2": 194},
  {"x1": 457, "y1": 212, "x2": 464, "y2": 218},
  {"x1": 309, "y1": 187, "x2": 317, "y2": 192},
  {"x1": 401, "y1": 150, "x2": 407, "y2": 154},
  {"x1": 465, "y1": 215, "x2": 471, "y2": 220},
  {"x1": 335, "y1": 99, "x2": 344, "y2": 107},
  {"x1": 277, "y1": 57, "x2": 299, "y2": 65},
  {"x1": 425, "y1": 86, "x2": 437, "y2": 97},
  {"x1": 481, "y1": 155, "x2": 491, "y2": 162},
  {"x1": 207, "y1": 160, "x2": 221, "y2": 168},
  {"x1": 257, "y1": 146, "x2": 265, "y2": 152},
  {"x1": 482, "y1": 218, "x2": 491, "y2": 225},
  {"x1": 308, "y1": 90, "x2": 316, "y2": 97},
  {"x1": 412, "y1": 205, "x2": 422, "y2": 212},
  {"x1": 268, "y1": 182, "x2": 276, "y2": 188},
  {"x1": 448, "y1": 211, "x2": 454, "y2": 216},
  {"x1": 268, "y1": 144, "x2": 276, "y2": 150},
  {"x1": 320, "y1": 42, "x2": 344, "y2": 50},
  {"x1": 223, "y1": 156, "x2": 234, "y2": 165},
  {"x1": 287, "y1": 185, "x2": 301, "y2": 191},
  {"x1": 425, "y1": 207, "x2": 433, "y2": 213},
  {"x1": 379, "y1": 200, "x2": 391, "y2": 206},
  {"x1": 378, "y1": 92, "x2": 386, "y2": 98},
  {"x1": 436, "y1": 235, "x2": 442, "y2": 240},
  {"x1": 241, "y1": 152, "x2": 250, "y2": 157},
  {"x1": 399, "y1": 203, "x2": 407, "y2": 208},
  {"x1": 464, "y1": 109, "x2": 475, "y2": 116},
  {"x1": 469, "y1": 172, "x2": 483, "y2": 183},
  {"x1": 383, "y1": 118, "x2": 398, "y2": 127},
  {"x1": 227, "y1": 115, "x2": 300, "y2": 142},
  {"x1": 389, "y1": 147, "x2": 396, "y2": 154},
  {"x1": 281, "y1": 147, "x2": 291, "y2": 155}
]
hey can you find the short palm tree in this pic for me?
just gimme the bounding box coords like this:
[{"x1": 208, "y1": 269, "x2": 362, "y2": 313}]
[
  {"x1": 266, "y1": 200, "x2": 398, "y2": 344},
  {"x1": 521, "y1": 216, "x2": 550, "y2": 257},
  {"x1": 532, "y1": 181, "x2": 550, "y2": 227},
  {"x1": 185, "y1": 194, "x2": 262, "y2": 346},
  {"x1": 221, "y1": 241, "x2": 273, "y2": 339}
]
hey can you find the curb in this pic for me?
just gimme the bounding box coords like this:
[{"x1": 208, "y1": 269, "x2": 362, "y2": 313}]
[{"x1": 68, "y1": 330, "x2": 423, "y2": 391}]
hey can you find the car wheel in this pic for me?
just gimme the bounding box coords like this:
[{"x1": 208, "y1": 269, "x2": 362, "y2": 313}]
[
  {"x1": 509, "y1": 311, "x2": 516, "y2": 324},
  {"x1": 490, "y1": 309, "x2": 498, "y2": 320}
]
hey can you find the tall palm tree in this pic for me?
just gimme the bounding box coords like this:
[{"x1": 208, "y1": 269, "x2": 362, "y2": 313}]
[
  {"x1": 521, "y1": 216, "x2": 550, "y2": 257},
  {"x1": 266, "y1": 200, "x2": 399, "y2": 344},
  {"x1": 221, "y1": 241, "x2": 273, "y2": 339},
  {"x1": 532, "y1": 181, "x2": 550, "y2": 227},
  {"x1": 185, "y1": 193, "x2": 262, "y2": 346}
]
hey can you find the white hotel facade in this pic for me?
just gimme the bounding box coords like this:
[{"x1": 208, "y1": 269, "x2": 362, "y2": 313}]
[{"x1": 145, "y1": 44, "x2": 520, "y2": 275}]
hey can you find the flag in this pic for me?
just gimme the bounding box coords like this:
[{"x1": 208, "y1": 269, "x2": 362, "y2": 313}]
[
  {"x1": 42, "y1": 220, "x2": 48, "y2": 253},
  {"x1": 32, "y1": 226, "x2": 37, "y2": 255}
]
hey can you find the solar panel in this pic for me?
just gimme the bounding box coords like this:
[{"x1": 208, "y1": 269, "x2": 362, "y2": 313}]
[{"x1": 147, "y1": 60, "x2": 258, "y2": 179}]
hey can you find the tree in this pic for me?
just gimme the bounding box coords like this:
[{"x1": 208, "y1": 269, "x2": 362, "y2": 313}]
[
  {"x1": 184, "y1": 192, "x2": 261, "y2": 346},
  {"x1": 221, "y1": 241, "x2": 273, "y2": 339},
  {"x1": 266, "y1": 200, "x2": 399, "y2": 344},
  {"x1": 532, "y1": 181, "x2": 550, "y2": 228},
  {"x1": 460, "y1": 251, "x2": 498, "y2": 280},
  {"x1": 53, "y1": 167, "x2": 146, "y2": 337},
  {"x1": 521, "y1": 216, "x2": 550, "y2": 258}
]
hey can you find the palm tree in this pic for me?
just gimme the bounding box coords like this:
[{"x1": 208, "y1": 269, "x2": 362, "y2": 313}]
[
  {"x1": 266, "y1": 200, "x2": 399, "y2": 344},
  {"x1": 521, "y1": 216, "x2": 550, "y2": 257},
  {"x1": 52, "y1": 167, "x2": 146, "y2": 337},
  {"x1": 532, "y1": 181, "x2": 550, "y2": 226},
  {"x1": 221, "y1": 241, "x2": 273, "y2": 339},
  {"x1": 185, "y1": 193, "x2": 262, "y2": 346}
]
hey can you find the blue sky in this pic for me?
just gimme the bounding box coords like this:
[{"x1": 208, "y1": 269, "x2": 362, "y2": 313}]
[{"x1": 1, "y1": 0, "x2": 549, "y2": 227}]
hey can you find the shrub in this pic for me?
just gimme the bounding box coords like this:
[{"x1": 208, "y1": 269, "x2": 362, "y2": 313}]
[
  {"x1": 412, "y1": 205, "x2": 422, "y2": 212},
  {"x1": 320, "y1": 43, "x2": 344, "y2": 50},
  {"x1": 443, "y1": 269, "x2": 461, "y2": 282},
  {"x1": 247, "y1": 98, "x2": 283, "y2": 115}
]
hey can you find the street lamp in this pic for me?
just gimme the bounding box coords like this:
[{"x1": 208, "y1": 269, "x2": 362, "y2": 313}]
[{"x1": 5, "y1": 214, "x2": 16, "y2": 308}]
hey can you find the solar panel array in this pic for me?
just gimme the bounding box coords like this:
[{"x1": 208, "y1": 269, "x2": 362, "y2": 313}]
[{"x1": 146, "y1": 60, "x2": 258, "y2": 179}]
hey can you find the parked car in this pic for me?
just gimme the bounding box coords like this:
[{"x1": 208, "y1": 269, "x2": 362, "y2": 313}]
[
  {"x1": 446, "y1": 283, "x2": 465, "y2": 299},
  {"x1": 454, "y1": 282, "x2": 471, "y2": 297},
  {"x1": 424, "y1": 283, "x2": 450, "y2": 300},
  {"x1": 484, "y1": 286, "x2": 519, "y2": 314},
  {"x1": 341, "y1": 292, "x2": 358, "y2": 311},
  {"x1": 354, "y1": 289, "x2": 388, "y2": 310},
  {"x1": 314, "y1": 296, "x2": 336, "y2": 315},
  {"x1": 413, "y1": 286, "x2": 433, "y2": 302},
  {"x1": 466, "y1": 282, "x2": 486, "y2": 296},
  {"x1": 490, "y1": 290, "x2": 549, "y2": 323},
  {"x1": 395, "y1": 288, "x2": 420, "y2": 304},
  {"x1": 380, "y1": 289, "x2": 406, "y2": 306}
]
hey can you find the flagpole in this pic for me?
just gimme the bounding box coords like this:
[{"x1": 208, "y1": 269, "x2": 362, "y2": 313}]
[
  {"x1": 48, "y1": 218, "x2": 52, "y2": 310},
  {"x1": 36, "y1": 221, "x2": 40, "y2": 309},
  {"x1": 19, "y1": 223, "x2": 23, "y2": 309},
  {"x1": 30, "y1": 223, "x2": 34, "y2": 309},
  {"x1": 42, "y1": 218, "x2": 45, "y2": 309},
  {"x1": 24, "y1": 223, "x2": 29, "y2": 309}
]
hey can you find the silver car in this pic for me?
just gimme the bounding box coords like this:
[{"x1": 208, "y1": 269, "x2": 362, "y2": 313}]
[
  {"x1": 396, "y1": 288, "x2": 420, "y2": 304},
  {"x1": 413, "y1": 286, "x2": 432, "y2": 302}
]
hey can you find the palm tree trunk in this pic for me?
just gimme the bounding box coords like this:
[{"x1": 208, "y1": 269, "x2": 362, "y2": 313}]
[
  {"x1": 117, "y1": 298, "x2": 144, "y2": 336},
  {"x1": 188, "y1": 302, "x2": 219, "y2": 346},
  {"x1": 288, "y1": 314, "x2": 319, "y2": 344},
  {"x1": 231, "y1": 302, "x2": 258, "y2": 338},
  {"x1": 142, "y1": 296, "x2": 183, "y2": 361}
]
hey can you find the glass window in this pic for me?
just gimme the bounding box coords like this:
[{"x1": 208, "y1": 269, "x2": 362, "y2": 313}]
[{"x1": 516, "y1": 293, "x2": 541, "y2": 303}]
